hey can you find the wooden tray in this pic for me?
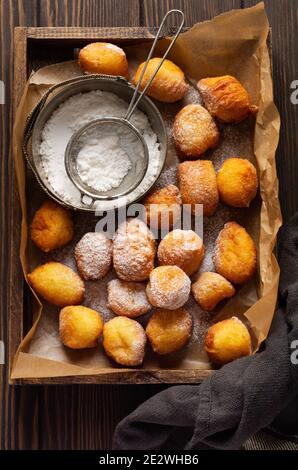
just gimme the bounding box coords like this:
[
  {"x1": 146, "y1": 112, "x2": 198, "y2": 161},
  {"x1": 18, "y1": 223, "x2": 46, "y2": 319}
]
[
  {"x1": 11, "y1": 27, "x2": 273, "y2": 385},
  {"x1": 11, "y1": 26, "x2": 214, "y2": 385}
]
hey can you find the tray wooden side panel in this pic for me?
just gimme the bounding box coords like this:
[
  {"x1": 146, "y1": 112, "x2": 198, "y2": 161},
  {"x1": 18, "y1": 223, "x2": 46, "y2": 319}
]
[
  {"x1": 26, "y1": 26, "x2": 156, "y2": 39},
  {"x1": 10, "y1": 26, "x2": 213, "y2": 385},
  {"x1": 9, "y1": 27, "x2": 28, "y2": 384},
  {"x1": 13, "y1": 369, "x2": 213, "y2": 385}
]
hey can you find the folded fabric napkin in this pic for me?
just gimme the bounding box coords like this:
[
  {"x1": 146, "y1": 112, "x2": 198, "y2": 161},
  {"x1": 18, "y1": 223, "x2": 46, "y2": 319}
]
[{"x1": 113, "y1": 214, "x2": 298, "y2": 450}]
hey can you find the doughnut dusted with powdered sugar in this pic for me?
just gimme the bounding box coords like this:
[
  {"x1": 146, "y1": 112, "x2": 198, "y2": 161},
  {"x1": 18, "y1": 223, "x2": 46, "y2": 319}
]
[
  {"x1": 146, "y1": 308, "x2": 192, "y2": 355},
  {"x1": 192, "y1": 272, "x2": 235, "y2": 311},
  {"x1": 75, "y1": 232, "x2": 113, "y2": 280},
  {"x1": 158, "y1": 229, "x2": 204, "y2": 276},
  {"x1": 107, "y1": 279, "x2": 152, "y2": 318},
  {"x1": 178, "y1": 160, "x2": 219, "y2": 216},
  {"x1": 146, "y1": 266, "x2": 191, "y2": 310},
  {"x1": 173, "y1": 104, "x2": 219, "y2": 158},
  {"x1": 113, "y1": 218, "x2": 156, "y2": 282}
]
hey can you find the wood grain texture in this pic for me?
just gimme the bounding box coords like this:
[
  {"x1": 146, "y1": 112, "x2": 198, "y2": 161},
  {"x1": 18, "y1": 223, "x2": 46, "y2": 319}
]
[
  {"x1": 1, "y1": 0, "x2": 297, "y2": 450},
  {"x1": 37, "y1": 0, "x2": 141, "y2": 27},
  {"x1": 12, "y1": 370, "x2": 213, "y2": 385},
  {"x1": 10, "y1": 25, "x2": 214, "y2": 388},
  {"x1": 140, "y1": 0, "x2": 241, "y2": 26},
  {"x1": 244, "y1": 0, "x2": 298, "y2": 218},
  {"x1": 0, "y1": 0, "x2": 35, "y2": 451},
  {"x1": 1, "y1": 0, "x2": 148, "y2": 451},
  {"x1": 26, "y1": 26, "x2": 155, "y2": 38}
]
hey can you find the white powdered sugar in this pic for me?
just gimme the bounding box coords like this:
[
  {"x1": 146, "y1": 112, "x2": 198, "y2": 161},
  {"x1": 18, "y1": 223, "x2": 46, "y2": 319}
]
[
  {"x1": 77, "y1": 136, "x2": 132, "y2": 192},
  {"x1": 107, "y1": 279, "x2": 152, "y2": 317},
  {"x1": 113, "y1": 218, "x2": 156, "y2": 282},
  {"x1": 146, "y1": 266, "x2": 191, "y2": 310},
  {"x1": 39, "y1": 90, "x2": 160, "y2": 205},
  {"x1": 74, "y1": 232, "x2": 113, "y2": 280}
]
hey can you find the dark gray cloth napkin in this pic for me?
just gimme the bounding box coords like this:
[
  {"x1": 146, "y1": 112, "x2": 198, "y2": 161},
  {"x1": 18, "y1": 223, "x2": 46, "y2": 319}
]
[{"x1": 113, "y1": 214, "x2": 298, "y2": 450}]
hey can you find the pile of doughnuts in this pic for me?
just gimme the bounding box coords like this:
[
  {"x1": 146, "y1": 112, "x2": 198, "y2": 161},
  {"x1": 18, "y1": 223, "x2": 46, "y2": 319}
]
[{"x1": 27, "y1": 42, "x2": 261, "y2": 368}]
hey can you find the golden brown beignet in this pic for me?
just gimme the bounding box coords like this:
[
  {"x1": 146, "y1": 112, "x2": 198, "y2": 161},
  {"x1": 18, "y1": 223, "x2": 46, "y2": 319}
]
[
  {"x1": 213, "y1": 222, "x2": 257, "y2": 284},
  {"x1": 133, "y1": 58, "x2": 188, "y2": 103},
  {"x1": 75, "y1": 232, "x2": 113, "y2": 280},
  {"x1": 192, "y1": 272, "x2": 235, "y2": 311},
  {"x1": 158, "y1": 229, "x2": 204, "y2": 276},
  {"x1": 143, "y1": 184, "x2": 182, "y2": 230},
  {"x1": 27, "y1": 262, "x2": 85, "y2": 307},
  {"x1": 146, "y1": 265, "x2": 191, "y2": 310},
  {"x1": 113, "y1": 218, "x2": 156, "y2": 282},
  {"x1": 103, "y1": 316, "x2": 146, "y2": 366},
  {"x1": 177, "y1": 160, "x2": 219, "y2": 216},
  {"x1": 173, "y1": 104, "x2": 219, "y2": 157},
  {"x1": 59, "y1": 306, "x2": 103, "y2": 349},
  {"x1": 78, "y1": 42, "x2": 128, "y2": 77},
  {"x1": 107, "y1": 279, "x2": 151, "y2": 318},
  {"x1": 197, "y1": 75, "x2": 258, "y2": 123},
  {"x1": 205, "y1": 317, "x2": 251, "y2": 365},
  {"x1": 146, "y1": 308, "x2": 192, "y2": 355},
  {"x1": 31, "y1": 200, "x2": 73, "y2": 252},
  {"x1": 217, "y1": 158, "x2": 258, "y2": 208}
]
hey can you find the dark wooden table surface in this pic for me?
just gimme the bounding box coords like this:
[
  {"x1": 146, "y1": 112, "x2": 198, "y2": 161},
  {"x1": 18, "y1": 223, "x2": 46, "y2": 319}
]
[{"x1": 0, "y1": 0, "x2": 297, "y2": 449}]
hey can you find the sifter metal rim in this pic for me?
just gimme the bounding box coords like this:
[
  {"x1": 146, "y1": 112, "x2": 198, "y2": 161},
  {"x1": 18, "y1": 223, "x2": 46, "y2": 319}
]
[
  {"x1": 65, "y1": 116, "x2": 149, "y2": 201},
  {"x1": 24, "y1": 74, "x2": 167, "y2": 212}
]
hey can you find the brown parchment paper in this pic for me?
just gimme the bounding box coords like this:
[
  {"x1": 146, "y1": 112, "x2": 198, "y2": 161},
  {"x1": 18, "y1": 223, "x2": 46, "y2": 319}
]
[{"x1": 11, "y1": 2, "x2": 282, "y2": 379}]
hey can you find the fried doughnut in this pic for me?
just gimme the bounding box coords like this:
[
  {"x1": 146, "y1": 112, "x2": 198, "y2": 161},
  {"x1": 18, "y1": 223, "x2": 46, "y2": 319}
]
[
  {"x1": 146, "y1": 308, "x2": 192, "y2": 355},
  {"x1": 197, "y1": 75, "x2": 258, "y2": 123},
  {"x1": 146, "y1": 266, "x2": 191, "y2": 310},
  {"x1": 133, "y1": 58, "x2": 188, "y2": 103},
  {"x1": 173, "y1": 104, "x2": 219, "y2": 158},
  {"x1": 107, "y1": 279, "x2": 151, "y2": 318},
  {"x1": 192, "y1": 272, "x2": 235, "y2": 311},
  {"x1": 177, "y1": 160, "x2": 218, "y2": 216},
  {"x1": 217, "y1": 158, "x2": 258, "y2": 208},
  {"x1": 30, "y1": 200, "x2": 73, "y2": 252},
  {"x1": 113, "y1": 218, "x2": 156, "y2": 282},
  {"x1": 205, "y1": 317, "x2": 251, "y2": 365},
  {"x1": 103, "y1": 316, "x2": 146, "y2": 366},
  {"x1": 158, "y1": 229, "x2": 204, "y2": 276},
  {"x1": 75, "y1": 232, "x2": 113, "y2": 280},
  {"x1": 213, "y1": 222, "x2": 257, "y2": 284},
  {"x1": 78, "y1": 42, "x2": 128, "y2": 77},
  {"x1": 59, "y1": 306, "x2": 103, "y2": 349},
  {"x1": 27, "y1": 262, "x2": 85, "y2": 307},
  {"x1": 143, "y1": 184, "x2": 182, "y2": 230}
]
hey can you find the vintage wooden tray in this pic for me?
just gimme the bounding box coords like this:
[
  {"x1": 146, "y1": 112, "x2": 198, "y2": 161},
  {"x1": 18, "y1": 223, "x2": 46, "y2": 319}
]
[
  {"x1": 10, "y1": 26, "x2": 215, "y2": 385},
  {"x1": 10, "y1": 26, "x2": 273, "y2": 385}
]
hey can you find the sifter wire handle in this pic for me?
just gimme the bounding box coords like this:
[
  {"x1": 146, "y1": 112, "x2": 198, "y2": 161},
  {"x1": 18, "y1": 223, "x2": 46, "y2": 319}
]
[{"x1": 124, "y1": 9, "x2": 184, "y2": 122}]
